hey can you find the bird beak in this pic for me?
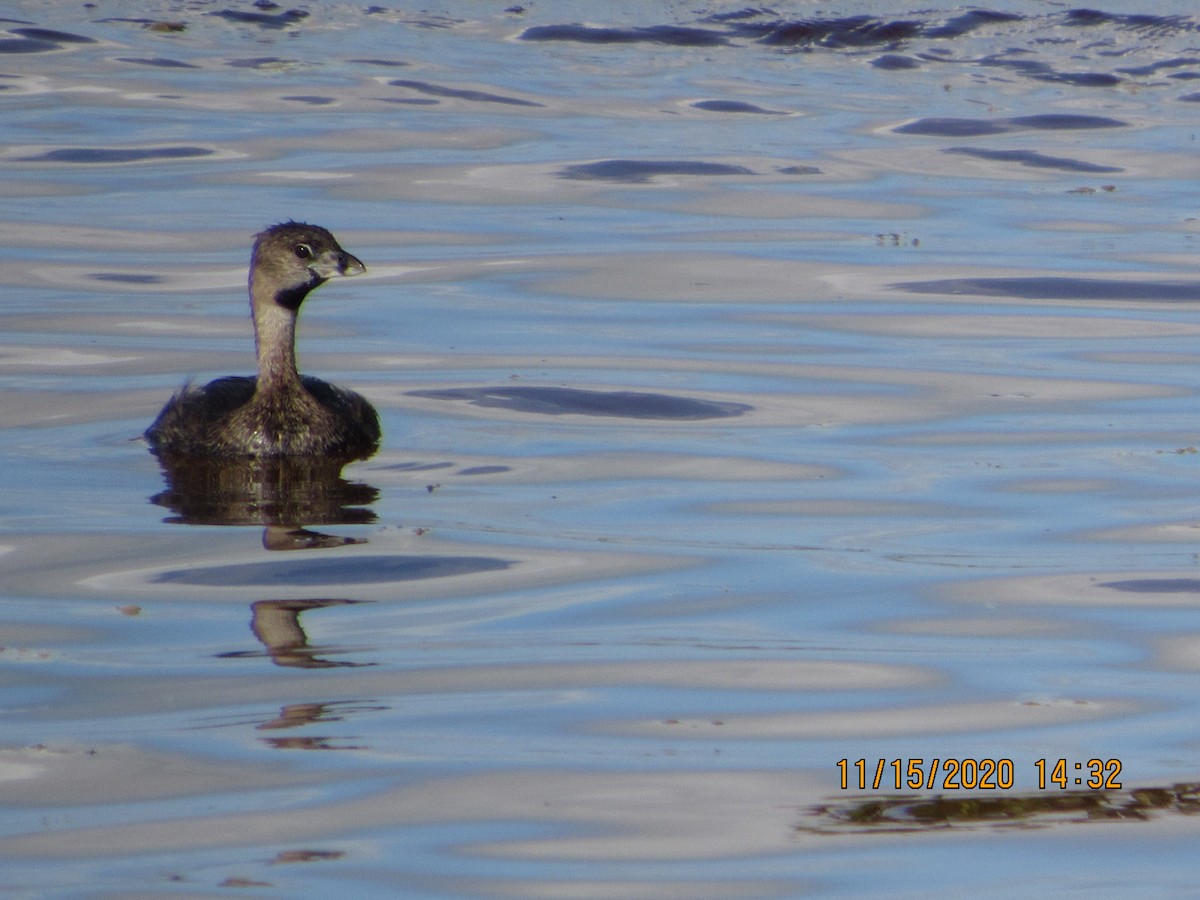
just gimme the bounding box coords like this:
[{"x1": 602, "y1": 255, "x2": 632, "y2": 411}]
[
  {"x1": 338, "y1": 252, "x2": 366, "y2": 277},
  {"x1": 311, "y1": 249, "x2": 366, "y2": 280}
]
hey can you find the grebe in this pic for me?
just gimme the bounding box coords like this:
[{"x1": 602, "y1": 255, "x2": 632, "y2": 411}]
[{"x1": 145, "y1": 222, "x2": 379, "y2": 458}]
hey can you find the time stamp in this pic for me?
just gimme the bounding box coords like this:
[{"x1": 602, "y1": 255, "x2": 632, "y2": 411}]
[{"x1": 836, "y1": 757, "x2": 1123, "y2": 791}]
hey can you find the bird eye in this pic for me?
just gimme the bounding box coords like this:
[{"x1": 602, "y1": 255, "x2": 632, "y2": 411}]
[{"x1": 294, "y1": 243, "x2": 313, "y2": 260}]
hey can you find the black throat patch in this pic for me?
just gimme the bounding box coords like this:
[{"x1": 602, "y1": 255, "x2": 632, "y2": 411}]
[{"x1": 274, "y1": 276, "x2": 325, "y2": 312}]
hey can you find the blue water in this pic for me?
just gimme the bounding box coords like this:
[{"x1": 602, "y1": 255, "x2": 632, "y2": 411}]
[{"x1": 4, "y1": 2, "x2": 1200, "y2": 896}]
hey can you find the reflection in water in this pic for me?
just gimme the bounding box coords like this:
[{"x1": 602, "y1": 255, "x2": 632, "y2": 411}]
[
  {"x1": 218, "y1": 599, "x2": 372, "y2": 669},
  {"x1": 803, "y1": 783, "x2": 1200, "y2": 834},
  {"x1": 270, "y1": 849, "x2": 344, "y2": 865},
  {"x1": 256, "y1": 700, "x2": 383, "y2": 751},
  {"x1": 150, "y1": 453, "x2": 379, "y2": 548},
  {"x1": 260, "y1": 735, "x2": 364, "y2": 751},
  {"x1": 261, "y1": 524, "x2": 364, "y2": 552},
  {"x1": 256, "y1": 700, "x2": 384, "y2": 730},
  {"x1": 154, "y1": 456, "x2": 384, "y2": 671}
]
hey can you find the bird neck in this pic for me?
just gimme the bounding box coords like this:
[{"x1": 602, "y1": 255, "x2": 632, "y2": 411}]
[{"x1": 250, "y1": 275, "x2": 306, "y2": 393}]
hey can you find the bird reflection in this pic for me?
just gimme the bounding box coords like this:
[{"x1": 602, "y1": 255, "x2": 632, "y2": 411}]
[
  {"x1": 150, "y1": 453, "x2": 378, "y2": 548},
  {"x1": 151, "y1": 455, "x2": 381, "y2": 669},
  {"x1": 256, "y1": 699, "x2": 385, "y2": 750},
  {"x1": 217, "y1": 598, "x2": 372, "y2": 669}
]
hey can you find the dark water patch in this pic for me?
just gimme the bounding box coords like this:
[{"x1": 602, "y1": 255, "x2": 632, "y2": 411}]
[
  {"x1": 559, "y1": 159, "x2": 755, "y2": 183},
  {"x1": 349, "y1": 58, "x2": 409, "y2": 67},
  {"x1": 522, "y1": 9, "x2": 1196, "y2": 80},
  {"x1": 1116, "y1": 57, "x2": 1200, "y2": 76},
  {"x1": 1063, "y1": 9, "x2": 1196, "y2": 36},
  {"x1": 116, "y1": 57, "x2": 200, "y2": 69},
  {"x1": 1180, "y1": 92, "x2": 1200, "y2": 102},
  {"x1": 979, "y1": 57, "x2": 1123, "y2": 87},
  {"x1": 714, "y1": 15, "x2": 923, "y2": 48},
  {"x1": 872, "y1": 54, "x2": 921, "y2": 70},
  {"x1": 1009, "y1": 114, "x2": 1126, "y2": 130},
  {"x1": 896, "y1": 114, "x2": 1125, "y2": 136},
  {"x1": 1046, "y1": 71, "x2": 1123, "y2": 87},
  {"x1": 766, "y1": 17, "x2": 922, "y2": 48},
  {"x1": 153, "y1": 555, "x2": 511, "y2": 588},
  {"x1": 942, "y1": 147, "x2": 1122, "y2": 174},
  {"x1": 227, "y1": 57, "x2": 293, "y2": 69},
  {"x1": 378, "y1": 97, "x2": 440, "y2": 106},
  {"x1": 408, "y1": 386, "x2": 752, "y2": 420},
  {"x1": 520, "y1": 24, "x2": 729, "y2": 47},
  {"x1": 376, "y1": 461, "x2": 456, "y2": 472},
  {"x1": 896, "y1": 118, "x2": 1012, "y2": 137},
  {"x1": 778, "y1": 164, "x2": 822, "y2": 175},
  {"x1": 283, "y1": 95, "x2": 336, "y2": 105},
  {"x1": 96, "y1": 17, "x2": 186, "y2": 32},
  {"x1": 1100, "y1": 578, "x2": 1200, "y2": 593},
  {"x1": 0, "y1": 37, "x2": 58, "y2": 53},
  {"x1": 459, "y1": 466, "x2": 512, "y2": 476},
  {"x1": 692, "y1": 99, "x2": 784, "y2": 114},
  {"x1": 17, "y1": 146, "x2": 213, "y2": 164},
  {"x1": 1169, "y1": 71, "x2": 1200, "y2": 80},
  {"x1": 209, "y1": 8, "x2": 309, "y2": 29},
  {"x1": 923, "y1": 9, "x2": 1025, "y2": 39},
  {"x1": 91, "y1": 273, "x2": 163, "y2": 284},
  {"x1": 10, "y1": 27, "x2": 95, "y2": 44},
  {"x1": 388, "y1": 79, "x2": 543, "y2": 107},
  {"x1": 701, "y1": 8, "x2": 774, "y2": 23},
  {"x1": 893, "y1": 277, "x2": 1200, "y2": 302}
]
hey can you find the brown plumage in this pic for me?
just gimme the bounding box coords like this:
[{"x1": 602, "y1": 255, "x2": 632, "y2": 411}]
[{"x1": 145, "y1": 222, "x2": 380, "y2": 458}]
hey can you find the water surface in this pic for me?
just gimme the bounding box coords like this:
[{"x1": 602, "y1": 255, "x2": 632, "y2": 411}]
[{"x1": 4, "y1": 1, "x2": 1200, "y2": 896}]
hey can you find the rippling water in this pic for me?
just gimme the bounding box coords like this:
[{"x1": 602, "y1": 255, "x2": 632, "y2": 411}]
[{"x1": 5, "y1": 1, "x2": 1200, "y2": 895}]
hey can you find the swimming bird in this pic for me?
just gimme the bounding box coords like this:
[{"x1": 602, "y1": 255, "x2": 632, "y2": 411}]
[{"x1": 145, "y1": 221, "x2": 380, "y2": 458}]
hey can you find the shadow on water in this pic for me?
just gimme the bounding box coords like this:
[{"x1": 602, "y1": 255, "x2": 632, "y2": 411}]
[
  {"x1": 893, "y1": 114, "x2": 1127, "y2": 136},
  {"x1": 892, "y1": 277, "x2": 1200, "y2": 302},
  {"x1": 407, "y1": 385, "x2": 753, "y2": 419},
  {"x1": 152, "y1": 553, "x2": 511, "y2": 587},
  {"x1": 387, "y1": 78, "x2": 544, "y2": 107},
  {"x1": 0, "y1": 27, "x2": 96, "y2": 54},
  {"x1": 941, "y1": 147, "x2": 1123, "y2": 173},
  {"x1": 15, "y1": 146, "x2": 214, "y2": 164},
  {"x1": 558, "y1": 159, "x2": 756, "y2": 183},
  {"x1": 1099, "y1": 577, "x2": 1200, "y2": 593}
]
